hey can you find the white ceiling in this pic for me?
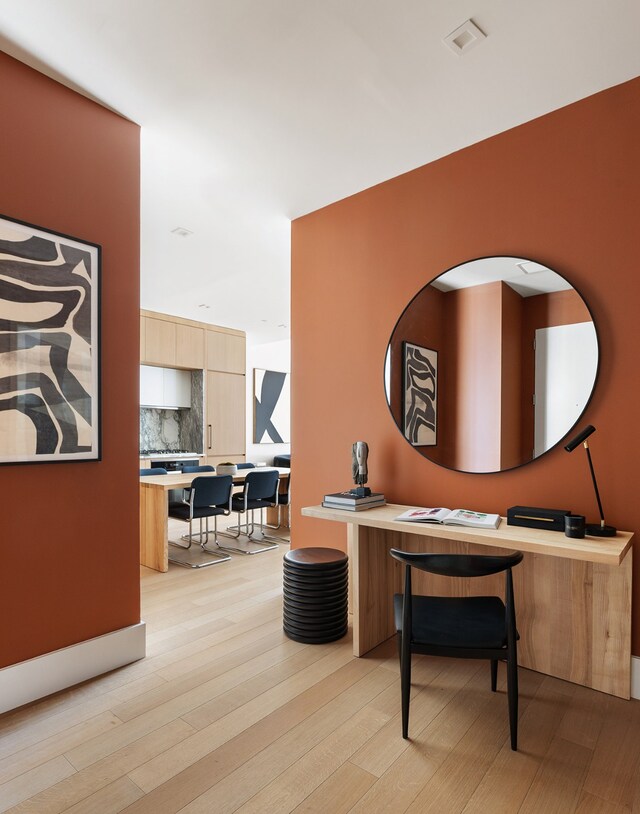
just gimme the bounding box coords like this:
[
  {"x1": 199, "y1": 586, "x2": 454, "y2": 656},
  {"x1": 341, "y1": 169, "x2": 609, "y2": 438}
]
[
  {"x1": 431, "y1": 257, "x2": 572, "y2": 297},
  {"x1": 1, "y1": 1, "x2": 639, "y2": 342}
]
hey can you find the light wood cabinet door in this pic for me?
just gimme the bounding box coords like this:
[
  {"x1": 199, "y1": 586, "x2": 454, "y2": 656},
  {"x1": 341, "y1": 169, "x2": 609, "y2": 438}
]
[
  {"x1": 140, "y1": 317, "x2": 146, "y2": 362},
  {"x1": 145, "y1": 318, "x2": 176, "y2": 366},
  {"x1": 176, "y1": 324, "x2": 204, "y2": 369},
  {"x1": 206, "y1": 371, "x2": 245, "y2": 456},
  {"x1": 206, "y1": 330, "x2": 245, "y2": 374}
]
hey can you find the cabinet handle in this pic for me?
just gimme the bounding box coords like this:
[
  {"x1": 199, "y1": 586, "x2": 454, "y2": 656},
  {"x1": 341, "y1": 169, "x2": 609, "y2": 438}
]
[{"x1": 208, "y1": 424, "x2": 212, "y2": 450}]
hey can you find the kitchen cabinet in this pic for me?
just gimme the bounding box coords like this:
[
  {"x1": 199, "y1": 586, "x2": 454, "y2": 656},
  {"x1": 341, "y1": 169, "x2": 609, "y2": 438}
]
[
  {"x1": 143, "y1": 317, "x2": 176, "y2": 366},
  {"x1": 206, "y1": 330, "x2": 245, "y2": 374},
  {"x1": 206, "y1": 371, "x2": 245, "y2": 456},
  {"x1": 176, "y1": 324, "x2": 204, "y2": 369}
]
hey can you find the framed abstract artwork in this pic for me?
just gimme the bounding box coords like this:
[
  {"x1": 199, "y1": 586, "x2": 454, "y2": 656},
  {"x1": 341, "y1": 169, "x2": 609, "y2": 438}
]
[
  {"x1": 0, "y1": 214, "x2": 101, "y2": 464},
  {"x1": 402, "y1": 341, "x2": 437, "y2": 446},
  {"x1": 254, "y1": 368, "x2": 290, "y2": 443}
]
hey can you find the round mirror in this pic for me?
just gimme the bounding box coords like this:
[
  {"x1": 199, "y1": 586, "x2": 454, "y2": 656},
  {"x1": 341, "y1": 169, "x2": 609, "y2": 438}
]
[{"x1": 384, "y1": 256, "x2": 599, "y2": 473}]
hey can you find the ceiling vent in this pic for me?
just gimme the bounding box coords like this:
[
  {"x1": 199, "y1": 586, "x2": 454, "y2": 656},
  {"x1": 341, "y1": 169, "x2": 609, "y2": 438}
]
[
  {"x1": 443, "y1": 19, "x2": 486, "y2": 56},
  {"x1": 515, "y1": 261, "x2": 545, "y2": 275},
  {"x1": 171, "y1": 227, "x2": 193, "y2": 238}
]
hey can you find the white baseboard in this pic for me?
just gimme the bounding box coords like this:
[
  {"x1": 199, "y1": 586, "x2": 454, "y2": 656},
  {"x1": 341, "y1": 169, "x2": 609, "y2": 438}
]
[
  {"x1": 632, "y1": 656, "x2": 640, "y2": 700},
  {"x1": 0, "y1": 622, "x2": 146, "y2": 714}
]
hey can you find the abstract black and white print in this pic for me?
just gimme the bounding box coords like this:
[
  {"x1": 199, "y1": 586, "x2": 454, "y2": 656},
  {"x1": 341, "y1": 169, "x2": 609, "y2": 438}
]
[
  {"x1": 254, "y1": 369, "x2": 290, "y2": 444},
  {"x1": 403, "y1": 341, "x2": 437, "y2": 446},
  {"x1": 0, "y1": 215, "x2": 100, "y2": 464}
]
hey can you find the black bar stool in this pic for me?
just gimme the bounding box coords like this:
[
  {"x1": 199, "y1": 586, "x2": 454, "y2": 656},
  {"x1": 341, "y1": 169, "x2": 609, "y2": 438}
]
[{"x1": 283, "y1": 548, "x2": 348, "y2": 644}]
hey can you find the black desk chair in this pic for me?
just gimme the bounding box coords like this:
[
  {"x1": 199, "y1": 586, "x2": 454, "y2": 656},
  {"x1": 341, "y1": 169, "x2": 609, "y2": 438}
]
[
  {"x1": 218, "y1": 469, "x2": 279, "y2": 554},
  {"x1": 390, "y1": 549, "x2": 523, "y2": 750},
  {"x1": 140, "y1": 467, "x2": 168, "y2": 475},
  {"x1": 236, "y1": 462, "x2": 256, "y2": 469},
  {"x1": 168, "y1": 475, "x2": 233, "y2": 568}
]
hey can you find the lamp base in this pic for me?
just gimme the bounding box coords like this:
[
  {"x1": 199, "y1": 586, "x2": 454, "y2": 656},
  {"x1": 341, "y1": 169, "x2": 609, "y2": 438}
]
[{"x1": 586, "y1": 523, "x2": 617, "y2": 537}]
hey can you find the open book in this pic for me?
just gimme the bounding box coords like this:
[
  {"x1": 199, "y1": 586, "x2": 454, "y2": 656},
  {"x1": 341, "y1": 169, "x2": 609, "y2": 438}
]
[{"x1": 394, "y1": 507, "x2": 501, "y2": 529}]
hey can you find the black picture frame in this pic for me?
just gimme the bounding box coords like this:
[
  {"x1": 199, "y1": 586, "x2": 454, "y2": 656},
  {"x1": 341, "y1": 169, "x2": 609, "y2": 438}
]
[
  {"x1": 402, "y1": 341, "x2": 437, "y2": 446},
  {"x1": 0, "y1": 213, "x2": 101, "y2": 465}
]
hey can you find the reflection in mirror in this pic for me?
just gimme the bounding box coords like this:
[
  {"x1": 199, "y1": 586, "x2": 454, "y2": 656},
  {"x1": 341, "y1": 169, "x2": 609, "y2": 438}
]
[{"x1": 385, "y1": 257, "x2": 598, "y2": 473}]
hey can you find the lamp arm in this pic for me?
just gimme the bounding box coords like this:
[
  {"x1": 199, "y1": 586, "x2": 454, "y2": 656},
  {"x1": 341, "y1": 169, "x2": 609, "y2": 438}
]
[{"x1": 584, "y1": 442, "x2": 605, "y2": 526}]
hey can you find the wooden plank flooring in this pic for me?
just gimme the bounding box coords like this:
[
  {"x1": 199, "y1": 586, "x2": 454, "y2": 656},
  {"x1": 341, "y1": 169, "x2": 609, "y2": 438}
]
[{"x1": 1, "y1": 518, "x2": 640, "y2": 813}]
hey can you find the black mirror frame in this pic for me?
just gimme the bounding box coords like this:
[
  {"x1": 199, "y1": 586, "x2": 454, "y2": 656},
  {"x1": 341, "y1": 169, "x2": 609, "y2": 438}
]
[{"x1": 384, "y1": 255, "x2": 601, "y2": 475}]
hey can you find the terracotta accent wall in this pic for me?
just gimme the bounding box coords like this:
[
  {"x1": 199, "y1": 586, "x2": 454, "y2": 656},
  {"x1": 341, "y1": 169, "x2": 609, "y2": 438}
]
[
  {"x1": 291, "y1": 77, "x2": 640, "y2": 654},
  {"x1": 0, "y1": 53, "x2": 140, "y2": 668}
]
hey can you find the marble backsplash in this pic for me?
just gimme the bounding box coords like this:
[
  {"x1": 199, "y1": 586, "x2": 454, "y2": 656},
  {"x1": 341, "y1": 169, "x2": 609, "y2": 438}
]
[{"x1": 140, "y1": 370, "x2": 204, "y2": 452}]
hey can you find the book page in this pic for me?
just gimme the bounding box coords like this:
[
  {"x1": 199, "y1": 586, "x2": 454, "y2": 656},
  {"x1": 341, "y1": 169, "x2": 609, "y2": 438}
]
[{"x1": 394, "y1": 507, "x2": 450, "y2": 523}]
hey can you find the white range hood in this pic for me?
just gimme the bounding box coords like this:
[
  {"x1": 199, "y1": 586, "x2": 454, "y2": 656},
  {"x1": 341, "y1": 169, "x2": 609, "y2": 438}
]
[{"x1": 140, "y1": 365, "x2": 191, "y2": 409}]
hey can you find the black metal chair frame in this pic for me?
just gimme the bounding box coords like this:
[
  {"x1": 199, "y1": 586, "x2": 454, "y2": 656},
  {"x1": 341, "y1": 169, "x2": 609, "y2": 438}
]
[
  {"x1": 390, "y1": 548, "x2": 523, "y2": 750},
  {"x1": 168, "y1": 475, "x2": 233, "y2": 568},
  {"x1": 218, "y1": 470, "x2": 280, "y2": 555},
  {"x1": 177, "y1": 465, "x2": 215, "y2": 541}
]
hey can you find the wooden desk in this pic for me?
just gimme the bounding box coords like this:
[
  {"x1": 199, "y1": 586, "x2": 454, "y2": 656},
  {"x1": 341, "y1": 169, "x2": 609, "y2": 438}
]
[
  {"x1": 302, "y1": 503, "x2": 633, "y2": 699},
  {"x1": 140, "y1": 468, "x2": 290, "y2": 573}
]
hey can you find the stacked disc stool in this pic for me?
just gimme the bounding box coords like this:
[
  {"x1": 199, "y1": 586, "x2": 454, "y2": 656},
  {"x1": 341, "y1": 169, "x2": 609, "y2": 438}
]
[{"x1": 283, "y1": 548, "x2": 348, "y2": 643}]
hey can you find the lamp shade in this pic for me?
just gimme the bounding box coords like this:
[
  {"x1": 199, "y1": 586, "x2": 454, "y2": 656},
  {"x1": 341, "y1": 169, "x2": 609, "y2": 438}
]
[{"x1": 564, "y1": 424, "x2": 596, "y2": 452}]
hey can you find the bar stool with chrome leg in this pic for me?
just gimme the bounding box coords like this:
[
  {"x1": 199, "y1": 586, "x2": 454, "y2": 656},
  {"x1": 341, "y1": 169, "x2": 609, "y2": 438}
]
[
  {"x1": 168, "y1": 475, "x2": 233, "y2": 568},
  {"x1": 218, "y1": 469, "x2": 280, "y2": 554}
]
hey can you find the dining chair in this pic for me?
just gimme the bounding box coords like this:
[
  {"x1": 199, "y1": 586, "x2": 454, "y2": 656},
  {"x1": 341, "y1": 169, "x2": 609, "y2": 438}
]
[
  {"x1": 168, "y1": 475, "x2": 233, "y2": 568},
  {"x1": 262, "y1": 471, "x2": 291, "y2": 542},
  {"x1": 389, "y1": 548, "x2": 523, "y2": 750},
  {"x1": 178, "y1": 465, "x2": 216, "y2": 531},
  {"x1": 140, "y1": 467, "x2": 168, "y2": 475},
  {"x1": 218, "y1": 469, "x2": 280, "y2": 554}
]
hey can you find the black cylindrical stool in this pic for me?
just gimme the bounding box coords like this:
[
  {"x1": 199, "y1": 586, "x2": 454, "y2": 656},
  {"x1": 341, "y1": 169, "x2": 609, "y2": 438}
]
[{"x1": 283, "y1": 548, "x2": 348, "y2": 644}]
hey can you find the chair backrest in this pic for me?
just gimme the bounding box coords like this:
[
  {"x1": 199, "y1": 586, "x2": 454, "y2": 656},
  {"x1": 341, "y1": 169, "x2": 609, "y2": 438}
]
[
  {"x1": 243, "y1": 469, "x2": 279, "y2": 501},
  {"x1": 191, "y1": 475, "x2": 233, "y2": 508},
  {"x1": 183, "y1": 465, "x2": 215, "y2": 473},
  {"x1": 236, "y1": 462, "x2": 256, "y2": 470},
  {"x1": 140, "y1": 467, "x2": 168, "y2": 475},
  {"x1": 389, "y1": 550, "x2": 523, "y2": 578},
  {"x1": 279, "y1": 471, "x2": 291, "y2": 504}
]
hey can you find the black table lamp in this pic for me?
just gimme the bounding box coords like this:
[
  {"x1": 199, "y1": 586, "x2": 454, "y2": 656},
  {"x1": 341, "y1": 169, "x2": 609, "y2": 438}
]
[{"x1": 564, "y1": 425, "x2": 616, "y2": 537}]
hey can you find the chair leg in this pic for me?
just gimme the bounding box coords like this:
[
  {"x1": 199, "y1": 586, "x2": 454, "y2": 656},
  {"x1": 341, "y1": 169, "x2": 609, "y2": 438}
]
[
  {"x1": 507, "y1": 651, "x2": 519, "y2": 751},
  {"x1": 491, "y1": 659, "x2": 498, "y2": 692},
  {"x1": 400, "y1": 644, "x2": 411, "y2": 739},
  {"x1": 217, "y1": 510, "x2": 279, "y2": 555}
]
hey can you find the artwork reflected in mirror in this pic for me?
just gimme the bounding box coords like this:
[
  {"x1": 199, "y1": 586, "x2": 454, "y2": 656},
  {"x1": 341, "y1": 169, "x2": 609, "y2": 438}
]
[
  {"x1": 385, "y1": 257, "x2": 599, "y2": 473},
  {"x1": 403, "y1": 342, "x2": 437, "y2": 446}
]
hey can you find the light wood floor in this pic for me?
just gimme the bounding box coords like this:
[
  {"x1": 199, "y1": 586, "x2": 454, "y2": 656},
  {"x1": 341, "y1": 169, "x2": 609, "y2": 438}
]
[{"x1": 2, "y1": 519, "x2": 640, "y2": 814}]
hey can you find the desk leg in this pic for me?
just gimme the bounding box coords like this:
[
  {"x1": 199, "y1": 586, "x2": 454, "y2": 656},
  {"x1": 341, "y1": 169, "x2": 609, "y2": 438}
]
[
  {"x1": 591, "y1": 547, "x2": 632, "y2": 698},
  {"x1": 140, "y1": 485, "x2": 168, "y2": 572},
  {"x1": 349, "y1": 524, "x2": 402, "y2": 657}
]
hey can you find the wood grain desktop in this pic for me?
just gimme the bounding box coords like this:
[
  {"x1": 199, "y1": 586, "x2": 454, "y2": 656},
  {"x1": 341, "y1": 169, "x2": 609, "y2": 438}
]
[{"x1": 302, "y1": 503, "x2": 633, "y2": 699}]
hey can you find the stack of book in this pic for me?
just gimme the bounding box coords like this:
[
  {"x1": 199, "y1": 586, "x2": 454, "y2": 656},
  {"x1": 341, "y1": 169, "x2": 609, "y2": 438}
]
[{"x1": 322, "y1": 490, "x2": 386, "y2": 511}]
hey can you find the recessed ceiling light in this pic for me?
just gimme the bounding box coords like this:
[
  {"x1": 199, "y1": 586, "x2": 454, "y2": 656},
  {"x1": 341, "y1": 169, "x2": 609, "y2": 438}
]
[
  {"x1": 171, "y1": 227, "x2": 193, "y2": 238},
  {"x1": 443, "y1": 19, "x2": 486, "y2": 56}
]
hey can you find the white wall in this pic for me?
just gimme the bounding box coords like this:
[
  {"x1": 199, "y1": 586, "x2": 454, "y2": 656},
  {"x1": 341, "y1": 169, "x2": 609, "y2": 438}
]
[{"x1": 246, "y1": 338, "x2": 291, "y2": 464}]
